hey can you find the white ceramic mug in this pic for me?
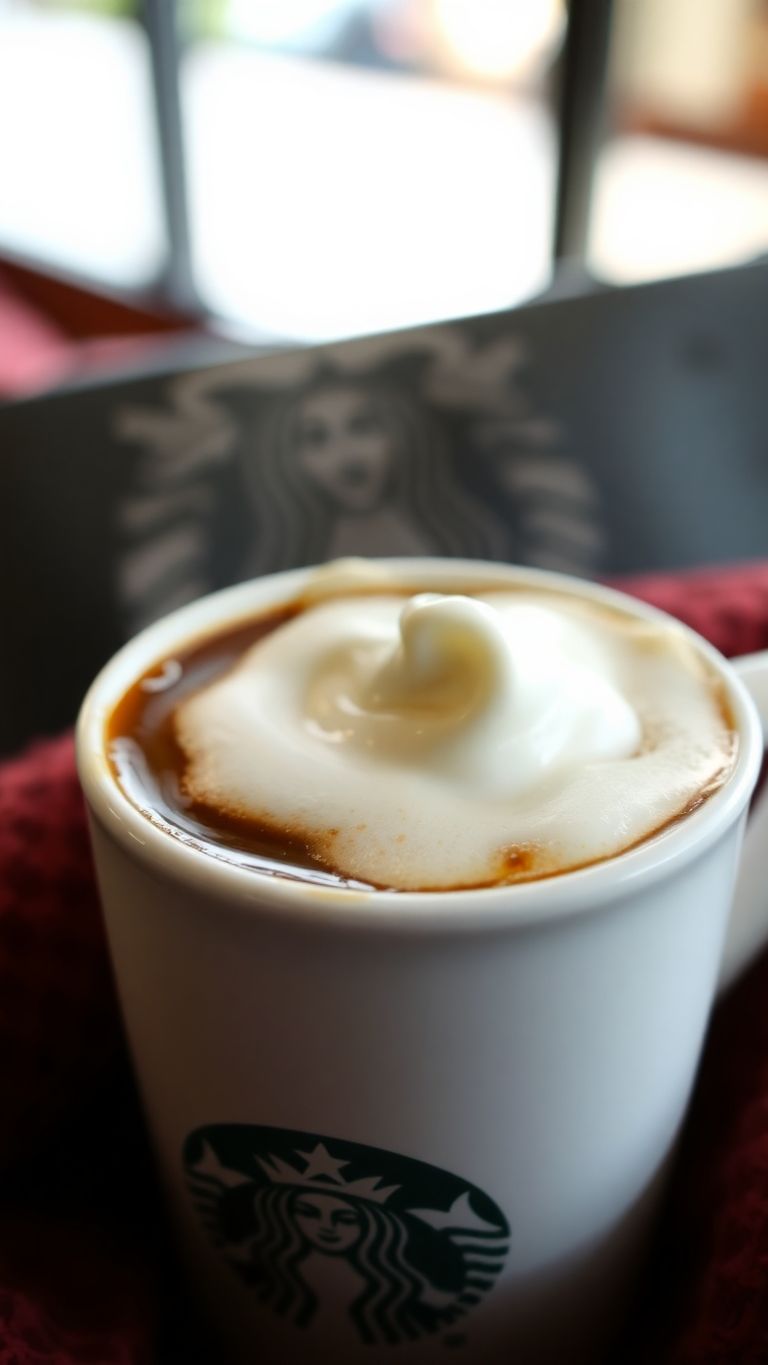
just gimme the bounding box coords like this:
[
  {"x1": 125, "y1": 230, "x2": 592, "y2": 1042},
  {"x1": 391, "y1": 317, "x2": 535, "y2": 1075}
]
[{"x1": 76, "y1": 561, "x2": 768, "y2": 1365}]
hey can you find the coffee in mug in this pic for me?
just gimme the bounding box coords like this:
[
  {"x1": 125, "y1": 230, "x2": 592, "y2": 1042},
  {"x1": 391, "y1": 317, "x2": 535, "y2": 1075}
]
[{"x1": 107, "y1": 560, "x2": 736, "y2": 893}]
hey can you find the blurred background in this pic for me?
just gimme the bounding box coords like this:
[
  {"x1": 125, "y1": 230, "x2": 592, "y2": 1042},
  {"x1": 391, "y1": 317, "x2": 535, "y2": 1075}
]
[{"x1": 1, "y1": 0, "x2": 768, "y2": 393}]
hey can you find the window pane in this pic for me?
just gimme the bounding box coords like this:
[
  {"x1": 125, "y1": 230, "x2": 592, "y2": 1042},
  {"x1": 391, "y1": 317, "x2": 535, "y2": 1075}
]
[
  {"x1": 589, "y1": 0, "x2": 768, "y2": 283},
  {"x1": 0, "y1": 0, "x2": 165, "y2": 287},
  {"x1": 180, "y1": 0, "x2": 562, "y2": 340}
]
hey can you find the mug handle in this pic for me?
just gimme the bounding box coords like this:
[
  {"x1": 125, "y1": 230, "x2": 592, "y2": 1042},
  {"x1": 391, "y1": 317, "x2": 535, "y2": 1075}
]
[{"x1": 718, "y1": 650, "x2": 768, "y2": 994}]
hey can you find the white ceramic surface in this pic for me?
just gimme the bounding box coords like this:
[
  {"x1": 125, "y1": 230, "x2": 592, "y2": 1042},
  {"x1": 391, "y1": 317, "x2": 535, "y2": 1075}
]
[{"x1": 76, "y1": 562, "x2": 768, "y2": 1365}]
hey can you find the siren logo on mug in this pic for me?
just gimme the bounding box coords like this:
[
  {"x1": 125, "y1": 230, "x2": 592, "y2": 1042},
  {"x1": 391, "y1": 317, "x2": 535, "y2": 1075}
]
[{"x1": 184, "y1": 1126, "x2": 510, "y2": 1346}]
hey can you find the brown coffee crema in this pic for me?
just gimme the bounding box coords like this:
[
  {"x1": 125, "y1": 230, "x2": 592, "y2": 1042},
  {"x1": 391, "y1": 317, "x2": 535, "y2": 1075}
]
[{"x1": 107, "y1": 588, "x2": 738, "y2": 893}]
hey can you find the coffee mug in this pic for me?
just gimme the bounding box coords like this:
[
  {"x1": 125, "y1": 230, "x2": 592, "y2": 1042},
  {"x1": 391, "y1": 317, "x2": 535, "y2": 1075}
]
[{"x1": 76, "y1": 561, "x2": 768, "y2": 1365}]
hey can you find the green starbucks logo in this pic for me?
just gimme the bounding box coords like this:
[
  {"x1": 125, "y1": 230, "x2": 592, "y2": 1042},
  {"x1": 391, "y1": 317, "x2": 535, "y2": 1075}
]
[{"x1": 184, "y1": 1125, "x2": 510, "y2": 1345}]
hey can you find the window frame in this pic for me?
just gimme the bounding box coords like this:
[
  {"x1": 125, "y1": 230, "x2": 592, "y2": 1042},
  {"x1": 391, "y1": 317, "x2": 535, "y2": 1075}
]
[{"x1": 0, "y1": 0, "x2": 616, "y2": 326}]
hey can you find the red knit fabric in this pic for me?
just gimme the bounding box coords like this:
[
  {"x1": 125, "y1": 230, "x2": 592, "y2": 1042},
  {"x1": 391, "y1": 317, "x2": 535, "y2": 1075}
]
[
  {"x1": 2, "y1": 562, "x2": 768, "y2": 1363},
  {"x1": 610, "y1": 561, "x2": 768, "y2": 660},
  {"x1": 0, "y1": 735, "x2": 117, "y2": 1164},
  {"x1": 0, "y1": 735, "x2": 155, "y2": 1365}
]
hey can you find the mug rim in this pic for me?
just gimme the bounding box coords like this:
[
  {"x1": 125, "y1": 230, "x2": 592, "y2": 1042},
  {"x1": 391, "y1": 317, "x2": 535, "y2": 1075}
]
[{"x1": 76, "y1": 559, "x2": 764, "y2": 936}]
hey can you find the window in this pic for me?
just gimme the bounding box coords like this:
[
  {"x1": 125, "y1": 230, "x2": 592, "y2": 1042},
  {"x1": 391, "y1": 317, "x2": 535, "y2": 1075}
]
[
  {"x1": 591, "y1": 0, "x2": 768, "y2": 281},
  {"x1": 1, "y1": 0, "x2": 767, "y2": 342},
  {"x1": 179, "y1": 0, "x2": 562, "y2": 339},
  {"x1": 0, "y1": 0, "x2": 165, "y2": 286}
]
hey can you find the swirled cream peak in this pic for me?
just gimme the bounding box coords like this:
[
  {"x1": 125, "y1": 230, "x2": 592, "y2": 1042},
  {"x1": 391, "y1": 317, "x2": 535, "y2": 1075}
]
[
  {"x1": 175, "y1": 585, "x2": 735, "y2": 889},
  {"x1": 306, "y1": 593, "x2": 641, "y2": 794}
]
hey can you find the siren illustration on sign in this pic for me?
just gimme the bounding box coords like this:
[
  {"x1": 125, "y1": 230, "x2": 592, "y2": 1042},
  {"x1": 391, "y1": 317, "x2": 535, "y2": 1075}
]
[
  {"x1": 116, "y1": 327, "x2": 603, "y2": 633},
  {"x1": 184, "y1": 1125, "x2": 510, "y2": 1346}
]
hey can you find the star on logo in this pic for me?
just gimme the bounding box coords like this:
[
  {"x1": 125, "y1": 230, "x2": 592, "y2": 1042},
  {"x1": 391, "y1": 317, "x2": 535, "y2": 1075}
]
[
  {"x1": 295, "y1": 1143, "x2": 350, "y2": 1183},
  {"x1": 256, "y1": 1142, "x2": 400, "y2": 1203},
  {"x1": 409, "y1": 1191, "x2": 502, "y2": 1233},
  {"x1": 191, "y1": 1140, "x2": 250, "y2": 1188}
]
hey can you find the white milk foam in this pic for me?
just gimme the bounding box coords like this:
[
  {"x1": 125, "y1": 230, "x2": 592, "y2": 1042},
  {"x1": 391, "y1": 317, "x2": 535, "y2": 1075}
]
[{"x1": 175, "y1": 569, "x2": 735, "y2": 889}]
